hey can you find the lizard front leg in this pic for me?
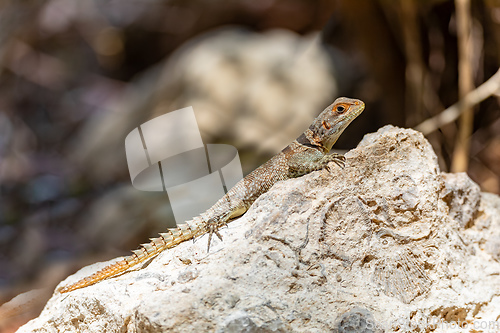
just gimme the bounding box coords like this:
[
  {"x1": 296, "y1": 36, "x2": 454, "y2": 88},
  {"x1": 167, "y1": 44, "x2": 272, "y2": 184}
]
[{"x1": 287, "y1": 151, "x2": 345, "y2": 178}]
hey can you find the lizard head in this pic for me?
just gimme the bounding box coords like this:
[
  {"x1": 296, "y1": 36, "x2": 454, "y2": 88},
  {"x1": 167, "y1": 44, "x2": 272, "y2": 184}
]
[{"x1": 298, "y1": 97, "x2": 365, "y2": 153}]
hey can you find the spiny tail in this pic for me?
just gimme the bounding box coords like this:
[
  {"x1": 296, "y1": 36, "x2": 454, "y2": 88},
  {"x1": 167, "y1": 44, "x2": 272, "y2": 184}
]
[{"x1": 58, "y1": 221, "x2": 204, "y2": 293}]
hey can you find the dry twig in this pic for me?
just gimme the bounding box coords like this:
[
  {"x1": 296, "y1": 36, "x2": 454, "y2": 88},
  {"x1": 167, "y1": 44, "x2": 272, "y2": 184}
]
[
  {"x1": 450, "y1": 0, "x2": 474, "y2": 172},
  {"x1": 414, "y1": 67, "x2": 500, "y2": 135}
]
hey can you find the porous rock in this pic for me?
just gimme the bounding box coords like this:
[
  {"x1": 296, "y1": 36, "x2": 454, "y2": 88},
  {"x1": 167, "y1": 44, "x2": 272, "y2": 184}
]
[{"x1": 18, "y1": 126, "x2": 500, "y2": 332}]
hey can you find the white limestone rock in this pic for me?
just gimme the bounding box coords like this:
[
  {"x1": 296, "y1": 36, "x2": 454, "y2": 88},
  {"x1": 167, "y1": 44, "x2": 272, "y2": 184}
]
[{"x1": 18, "y1": 126, "x2": 500, "y2": 332}]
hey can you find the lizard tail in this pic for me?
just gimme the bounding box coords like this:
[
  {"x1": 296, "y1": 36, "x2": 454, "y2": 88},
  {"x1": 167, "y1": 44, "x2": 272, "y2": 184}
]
[{"x1": 58, "y1": 222, "x2": 203, "y2": 293}]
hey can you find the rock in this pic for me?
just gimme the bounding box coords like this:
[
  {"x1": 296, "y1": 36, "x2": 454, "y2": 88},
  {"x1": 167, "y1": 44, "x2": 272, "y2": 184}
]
[
  {"x1": 0, "y1": 289, "x2": 50, "y2": 333},
  {"x1": 18, "y1": 126, "x2": 500, "y2": 332},
  {"x1": 441, "y1": 172, "x2": 481, "y2": 228}
]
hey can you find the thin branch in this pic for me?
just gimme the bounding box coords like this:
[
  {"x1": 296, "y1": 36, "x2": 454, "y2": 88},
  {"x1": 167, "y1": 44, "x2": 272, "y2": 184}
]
[
  {"x1": 414, "y1": 67, "x2": 500, "y2": 135},
  {"x1": 451, "y1": 0, "x2": 474, "y2": 172}
]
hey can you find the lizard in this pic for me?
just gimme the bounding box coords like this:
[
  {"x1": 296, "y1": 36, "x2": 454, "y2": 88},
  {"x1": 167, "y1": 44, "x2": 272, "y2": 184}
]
[{"x1": 58, "y1": 97, "x2": 365, "y2": 293}]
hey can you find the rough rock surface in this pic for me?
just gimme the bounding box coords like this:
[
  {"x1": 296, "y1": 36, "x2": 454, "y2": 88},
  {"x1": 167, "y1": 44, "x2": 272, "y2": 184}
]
[{"x1": 18, "y1": 126, "x2": 500, "y2": 332}]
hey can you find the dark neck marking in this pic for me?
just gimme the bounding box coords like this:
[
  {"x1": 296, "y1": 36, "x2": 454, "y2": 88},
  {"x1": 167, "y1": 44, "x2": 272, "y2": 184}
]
[
  {"x1": 296, "y1": 132, "x2": 326, "y2": 152},
  {"x1": 281, "y1": 145, "x2": 292, "y2": 154}
]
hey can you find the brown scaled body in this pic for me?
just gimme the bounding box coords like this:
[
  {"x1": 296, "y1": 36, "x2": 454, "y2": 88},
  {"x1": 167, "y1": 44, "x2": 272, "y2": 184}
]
[{"x1": 59, "y1": 97, "x2": 365, "y2": 293}]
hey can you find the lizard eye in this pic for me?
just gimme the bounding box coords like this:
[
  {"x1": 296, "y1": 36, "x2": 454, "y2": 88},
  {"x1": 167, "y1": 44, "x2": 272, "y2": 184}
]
[{"x1": 336, "y1": 105, "x2": 346, "y2": 113}]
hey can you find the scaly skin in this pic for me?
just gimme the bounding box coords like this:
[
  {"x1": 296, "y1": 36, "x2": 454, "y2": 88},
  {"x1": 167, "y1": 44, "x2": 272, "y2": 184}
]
[{"x1": 58, "y1": 97, "x2": 365, "y2": 293}]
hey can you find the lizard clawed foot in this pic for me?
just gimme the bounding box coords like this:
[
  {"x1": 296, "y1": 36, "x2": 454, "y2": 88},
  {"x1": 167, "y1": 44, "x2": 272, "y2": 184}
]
[
  {"x1": 205, "y1": 221, "x2": 223, "y2": 252},
  {"x1": 334, "y1": 155, "x2": 346, "y2": 168},
  {"x1": 326, "y1": 154, "x2": 345, "y2": 173}
]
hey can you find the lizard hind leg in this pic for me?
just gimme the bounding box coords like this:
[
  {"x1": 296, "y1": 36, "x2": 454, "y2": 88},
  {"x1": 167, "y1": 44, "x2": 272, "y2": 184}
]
[{"x1": 204, "y1": 210, "x2": 234, "y2": 252}]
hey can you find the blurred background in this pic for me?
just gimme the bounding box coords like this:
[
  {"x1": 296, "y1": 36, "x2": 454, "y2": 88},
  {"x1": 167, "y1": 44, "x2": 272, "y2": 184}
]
[{"x1": 0, "y1": 0, "x2": 499, "y2": 331}]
